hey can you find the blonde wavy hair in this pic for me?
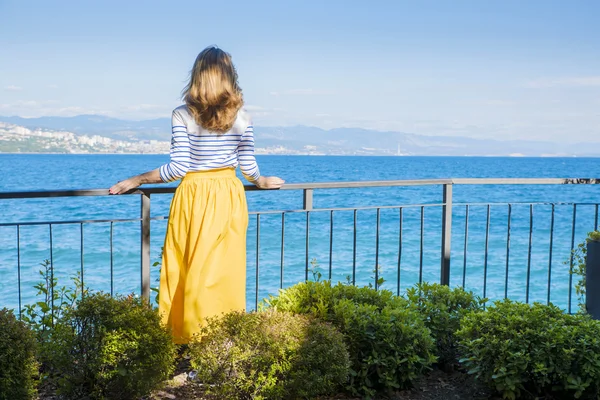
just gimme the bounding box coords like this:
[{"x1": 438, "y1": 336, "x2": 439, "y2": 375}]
[{"x1": 183, "y1": 46, "x2": 243, "y2": 133}]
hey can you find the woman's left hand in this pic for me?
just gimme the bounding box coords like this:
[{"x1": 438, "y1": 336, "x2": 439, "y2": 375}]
[{"x1": 109, "y1": 177, "x2": 141, "y2": 195}]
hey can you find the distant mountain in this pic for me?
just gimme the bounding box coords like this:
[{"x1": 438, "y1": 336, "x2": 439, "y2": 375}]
[
  {"x1": 0, "y1": 115, "x2": 171, "y2": 141},
  {"x1": 1, "y1": 114, "x2": 598, "y2": 156},
  {"x1": 255, "y1": 126, "x2": 600, "y2": 157}
]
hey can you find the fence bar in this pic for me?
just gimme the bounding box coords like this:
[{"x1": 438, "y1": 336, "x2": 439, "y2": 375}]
[
  {"x1": 16, "y1": 225, "x2": 21, "y2": 319},
  {"x1": 352, "y1": 210, "x2": 357, "y2": 285},
  {"x1": 140, "y1": 193, "x2": 151, "y2": 302},
  {"x1": 547, "y1": 204, "x2": 555, "y2": 305},
  {"x1": 595, "y1": 204, "x2": 599, "y2": 231},
  {"x1": 375, "y1": 208, "x2": 380, "y2": 290},
  {"x1": 110, "y1": 222, "x2": 114, "y2": 297},
  {"x1": 569, "y1": 204, "x2": 577, "y2": 314},
  {"x1": 419, "y1": 206, "x2": 424, "y2": 284},
  {"x1": 49, "y1": 224, "x2": 54, "y2": 323},
  {"x1": 463, "y1": 205, "x2": 469, "y2": 288},
  {"x1": 526, "y1": 205, "x2": 533, "y2": 303},
  {"x1": 440, "y1": 184, "x2": 453, "y2": 285},
  {"x1": 397, "y1": 207, "x2": 403, "y2": 296},
  {"x1": 80, "y1": 223, "x2": 84, "y2": 299},
  {"x1": 483, "y1": 205, "x2": 490, "y2": 299},
  {"x1": 256, "y1": 214, "x2": 260, "y2": 310},
  {"x1": 247, "y1": 202, "x2": 441, "y2": 216},
  {"x1": 504, "y1": 204, "x2": 512, "y2": 299},
  {"x1": 280, "y1": 213, "x2": 285, "y2": 289},
  {"x1": 305, "y1": 211, "x2": 310, "y2": 281},
  {"x1": 329, "y1": 211, "x2": 333, "y2": 280}
]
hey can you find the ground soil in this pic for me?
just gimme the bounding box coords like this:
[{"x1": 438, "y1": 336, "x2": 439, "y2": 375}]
[
  {"x1": 149, "y1": 358, "x2": 498, "y2": 400},
  {"x1": 37, "y1": 350, "x2": 496, "y2": 400},
  {"x1": 387, "y1": 369, "x2": 496, "y2": 400}
]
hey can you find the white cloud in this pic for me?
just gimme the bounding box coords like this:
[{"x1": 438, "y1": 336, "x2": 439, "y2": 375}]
[
  {"x1": 269, "y1": 89, "x2": 334, "y2": 96},
  {"x1": 482, "y1": 100, "x2": 516, "y2": 106},
  {"x1": 244, "y1": 105, "x2": 265, "y2": 111},
  {"x1": 0, "y1": 100, "x2": 58, "y2": 108},
  {"x1": 0, "y1": 100, "x2": 180, "y2": 119},
  {"x1": 526, "y1": 76, "x2": 600, "y2": 88},
  {"x1": 124, "y1": 104, "x2": 167, "y2": 112},
  {"x1": 4, "y1": 85, "x2": 23, "y2": 92},
  {"x1": 56, "y1": 106, "x2": 110, "y2": 116},
  {"x1": 0, "y1": 101, "x2": 108, "y2": 117},
  {"x1": 286, "y1": 89, "x2": 334, "y2": 95}
]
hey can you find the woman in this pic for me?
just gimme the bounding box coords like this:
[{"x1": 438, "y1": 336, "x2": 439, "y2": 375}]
[{"x1": 109, "y1": 46, "x2": 284, "y2": 344}]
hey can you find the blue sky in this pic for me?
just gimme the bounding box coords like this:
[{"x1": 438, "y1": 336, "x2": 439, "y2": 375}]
[{"x1": 1, "y1": 0, "x2": 599, "y2": 142}]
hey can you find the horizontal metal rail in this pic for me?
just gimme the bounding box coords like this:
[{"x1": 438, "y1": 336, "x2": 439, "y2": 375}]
[
  {"x1": 2, "y1": 201, "x2": 599, "y2": 227},
  {"x1": 0, "y1": 177, "x2": 598, "y2": 200}
]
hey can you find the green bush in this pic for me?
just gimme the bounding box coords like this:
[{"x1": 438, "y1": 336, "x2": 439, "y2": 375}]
[
  {"x1": 333, "y1": 299, "x2": 435, "y2": 397},
  {"x1": 264, "y1": 280, "x2": 406, "y2": 318},
  {"x1": 0, "y1": 308, "x2": 38, "y2": 400},
  {"x1": 44, "y1": 293, "x2": 176, "y2": 400},
  {"x1": 406, "y1": 282, "x2": 485, "y2": 368},
  {"x1": 571, "y1": 230, "x2": 600, "y2": 311},
  {"x1": 457, "y1": 299, "x2": 600, "y2": 400},
  {"x1": 188, "y1": 309, "x2": 349, "y2": 400},
  {"x1": 266, "y1": 281, "x2": 435, "y2": 397}
]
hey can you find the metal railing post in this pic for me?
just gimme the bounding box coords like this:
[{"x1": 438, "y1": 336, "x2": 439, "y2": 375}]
[
  {"x1": 140, "y1": 192, "x2": 151, "y2": 302},
  {"x1": 586, "y1": 238, "x2": 600, "y2": 318},
  {"x1": 440, "y1": 183, "x2": 453, "y2": 285},
  {"x1": 303, "y1": 189, "x2": 313, "y2": 281},
  {"x1": 303, "y1": 189, "x2": 314, "y2": 211}
]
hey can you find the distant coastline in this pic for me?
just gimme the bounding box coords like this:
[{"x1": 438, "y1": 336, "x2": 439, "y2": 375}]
[
  {"x1": 2, "y1": 115, "x2": 599, "y2": 157},
  {"x1": 0, "y1": 152, "x2": 596, "y2": 159}
]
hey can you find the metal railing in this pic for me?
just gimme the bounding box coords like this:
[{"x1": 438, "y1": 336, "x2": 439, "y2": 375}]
[{"x1": 0, "y1": 177, "x2": 599, "y2": 315}]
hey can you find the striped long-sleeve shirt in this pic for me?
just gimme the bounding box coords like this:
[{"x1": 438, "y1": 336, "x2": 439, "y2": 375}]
[{"x1": 159, "y1": 105, "x2": 261, "y2": 183}]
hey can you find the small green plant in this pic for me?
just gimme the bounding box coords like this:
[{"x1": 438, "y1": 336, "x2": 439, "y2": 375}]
[
  {"x1": 0, "y1": 308, "x2": 38, "y2": 400},
  {"x1": 308, "y1": 258, "x2": 323, "y2": 282},
  {"x1": 406, "y1": 282, "x2": 485, "y2": 369},
  {"x1": 571, "y1": 231, "x2": 600, "y2": 311},
  {"x1": 150, "y1": 246, "x2": 164, "y2": 305},
  {"x1": 21, "y1": 260, "x2": 86, "y2": 343},
  {"x1": 188, "y1": 309, "x2": 350, "y2": 400},
  {"x1": 369, "y1": 264, "x2": 386, "y2": 289},
  {"x1": 266, "y1": 281, "x2": 435, "y2": 397},
  {"x1": 44, "y1": 293, "x2": 176, "y2": 400},
  {"x1": 457, "y1": 299, "x2": 600, "y2": 400},
  {"x1": 343, "y1": 265, "x2": 386, "y2": 288}
]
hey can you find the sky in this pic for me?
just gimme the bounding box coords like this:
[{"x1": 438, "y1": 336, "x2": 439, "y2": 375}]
[{"x1": 1, "y1": 0, "x2": 599, "y2": 143}]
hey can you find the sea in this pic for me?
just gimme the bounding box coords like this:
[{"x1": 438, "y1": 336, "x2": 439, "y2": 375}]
[{"x1": 0, "y1": 154, "x2": 599, "y2": 313}]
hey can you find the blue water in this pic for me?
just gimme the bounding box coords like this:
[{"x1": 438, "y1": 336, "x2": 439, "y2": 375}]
[{"x1": 0, "y1": 154, "x2": 599, "y2": 313}]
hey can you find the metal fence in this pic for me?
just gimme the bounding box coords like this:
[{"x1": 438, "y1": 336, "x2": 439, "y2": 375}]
[{"x1": 0, "y1": 177, "x2": 599, "y2": 315}]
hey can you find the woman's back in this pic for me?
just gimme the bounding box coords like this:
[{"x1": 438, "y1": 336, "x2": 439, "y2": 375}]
[{"x1": 158, "y1": 106, "x2": 260, "y2": 183}]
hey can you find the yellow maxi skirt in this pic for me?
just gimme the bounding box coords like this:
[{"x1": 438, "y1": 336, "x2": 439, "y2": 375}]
[{"x1": 158, "y1": 168, "x2": 248, "y2": 344}]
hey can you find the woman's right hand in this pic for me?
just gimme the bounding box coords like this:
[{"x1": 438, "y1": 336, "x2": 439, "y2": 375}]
[
  {"x1": 255, "y1": 176, "x2": 285, "y2": 190},
  {"x1": 109, "y1": 177, "x2": 141, "y2": 195}
]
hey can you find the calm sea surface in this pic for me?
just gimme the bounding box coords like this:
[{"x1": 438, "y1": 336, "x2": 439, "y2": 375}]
[{"x1": 0, "y1": 154, "x2": 599, "y2": 311}]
